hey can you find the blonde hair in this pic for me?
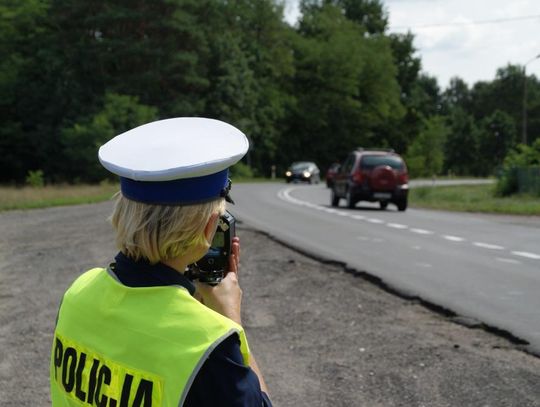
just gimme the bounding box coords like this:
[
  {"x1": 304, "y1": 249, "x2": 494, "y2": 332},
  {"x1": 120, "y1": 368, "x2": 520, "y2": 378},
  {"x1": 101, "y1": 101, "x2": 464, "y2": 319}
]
[{"x1": 110, "y1": 193, "x2": 226, "y2": 264}]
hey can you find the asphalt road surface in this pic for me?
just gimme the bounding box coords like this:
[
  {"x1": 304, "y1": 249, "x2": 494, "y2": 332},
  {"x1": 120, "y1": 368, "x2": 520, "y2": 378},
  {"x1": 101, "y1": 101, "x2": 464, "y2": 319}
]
[{"x1": 229, "y1": 182, "x2": 540, "y2": 355}]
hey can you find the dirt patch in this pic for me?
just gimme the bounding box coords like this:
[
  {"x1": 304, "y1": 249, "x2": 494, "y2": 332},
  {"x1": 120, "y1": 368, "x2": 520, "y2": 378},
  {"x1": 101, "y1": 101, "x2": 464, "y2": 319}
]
[{"x1": 1, "y1": 202, "x2": 539, "y2": 406}]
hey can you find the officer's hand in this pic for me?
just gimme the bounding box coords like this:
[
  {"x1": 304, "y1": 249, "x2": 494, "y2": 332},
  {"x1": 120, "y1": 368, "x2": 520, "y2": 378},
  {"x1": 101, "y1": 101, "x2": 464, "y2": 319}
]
[
  {"x1": 196, "y1": 237, "x2": 242, "y2": 325},
  {"x1": 229, "y1": 236, "x2": 240, "y2": 273}
]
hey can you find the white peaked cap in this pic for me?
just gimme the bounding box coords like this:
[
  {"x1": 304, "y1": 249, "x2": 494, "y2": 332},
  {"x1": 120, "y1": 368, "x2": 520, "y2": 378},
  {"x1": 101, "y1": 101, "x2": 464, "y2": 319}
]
[
  {"x1": 98, "y1": 117, "x2": 249, "y2": 205},
  {"x1": 99, "y1": 117, "x2": 249, "y2": 181}
]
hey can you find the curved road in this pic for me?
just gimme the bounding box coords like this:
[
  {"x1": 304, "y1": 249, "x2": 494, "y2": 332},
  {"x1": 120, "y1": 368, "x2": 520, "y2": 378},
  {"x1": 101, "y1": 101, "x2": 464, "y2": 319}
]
[{"x1": 229, "y1": 182, "x2": 540, "y2": 354}]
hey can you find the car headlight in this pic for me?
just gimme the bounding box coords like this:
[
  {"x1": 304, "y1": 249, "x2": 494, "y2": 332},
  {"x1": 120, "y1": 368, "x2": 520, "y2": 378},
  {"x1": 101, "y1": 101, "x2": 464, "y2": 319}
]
[
  {"x1": 285, "y1": 171, "x2": 292, "y2": 177},
  {"x1": 303, "y1": 171, "x2": 311, "y2": 178}
]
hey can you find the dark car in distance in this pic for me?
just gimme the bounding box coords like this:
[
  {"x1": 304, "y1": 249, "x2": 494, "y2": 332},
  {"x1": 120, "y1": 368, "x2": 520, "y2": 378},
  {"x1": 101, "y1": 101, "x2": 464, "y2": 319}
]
[
  {"x1": 331, "y1": 148, "x2": 409, "y2": 211},
  {"x1": 285, "y1": 162, "x2": 321, "y2": 184}
]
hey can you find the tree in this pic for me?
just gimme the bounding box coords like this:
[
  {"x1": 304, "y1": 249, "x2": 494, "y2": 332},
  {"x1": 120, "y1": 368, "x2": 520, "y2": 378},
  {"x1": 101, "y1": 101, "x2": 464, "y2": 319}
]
[
  {"x1": 60, "y1": 93, "x2": 158, "y2": 182},
  {"x1": 380, "y1": 32, "x2": 422, "y2": 152},
  {"x1": 205, "y1": 32, "x2": 259, "y2": 166},
  {"x1": 283, "y1": 3, "x2": 403, "y2": 171},
  {"x1": 441, "y1": 76, "x2": 471, "y2": 115},
  {"x1": 523, "y1": 73, "x2": 540, "y2": 145},
  {"x1": 301, "y1": 0, "x2": 388, "y2": 35},
  {"x1": 405, "y1": 116, "x2": 449, "y2": 178},
  {"x1": 330, "y1": 0, "x2": 388, "y2": 34},
  {"x1": 476, "y1": 110, "x2": 516, "y2": 175},
  {"x1": 469, "y1": 65, "x2": 531, "y2": 140},
  {"x1": 208, "y1": 0, "x2": 295, "y2": 174},
  {"x1": 496, "y1": 139, "x2": 540, "y2": 196},
  {"x1": 45, "y1": 0, "x2": 213, "y2": 117},
  {"x1": 409, "y1": 74, "x2": 442, "y2": 119},
  {"x1": 444, "y1": 109, "x2": 480, "y2": 175},
  {"x1": 0, "y1": 0, "x2": 54, "y2": 182}
]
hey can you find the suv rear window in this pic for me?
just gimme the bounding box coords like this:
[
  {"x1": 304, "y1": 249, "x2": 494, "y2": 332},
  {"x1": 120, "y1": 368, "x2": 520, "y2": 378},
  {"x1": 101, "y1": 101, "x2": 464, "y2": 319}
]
[{"x1": 360, "y1": 155, "x2": 404, "y2": 170}]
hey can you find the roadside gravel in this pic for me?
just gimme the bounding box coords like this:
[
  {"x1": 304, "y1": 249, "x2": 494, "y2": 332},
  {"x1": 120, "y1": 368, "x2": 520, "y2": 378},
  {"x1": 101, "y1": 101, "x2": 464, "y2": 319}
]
[{"x1": 0, "y1": 202, "x2": 539, "y2": 406}]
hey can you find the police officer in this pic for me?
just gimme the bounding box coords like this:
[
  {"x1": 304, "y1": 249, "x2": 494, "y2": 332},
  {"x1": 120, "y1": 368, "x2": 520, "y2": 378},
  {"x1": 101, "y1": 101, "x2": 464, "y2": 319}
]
[{"x1": 50, "y1": 118, "x2": 272, "y2": 406}]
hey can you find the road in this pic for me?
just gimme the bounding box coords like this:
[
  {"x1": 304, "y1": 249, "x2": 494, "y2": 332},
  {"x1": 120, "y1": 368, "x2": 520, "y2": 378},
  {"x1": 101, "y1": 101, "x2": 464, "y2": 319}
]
[
  {"x1": 229, "y1": 182, "x2": 540, "y2": 354},
  {"x1": 2, "y1": 201, "x2": 540, "y2": 405}
]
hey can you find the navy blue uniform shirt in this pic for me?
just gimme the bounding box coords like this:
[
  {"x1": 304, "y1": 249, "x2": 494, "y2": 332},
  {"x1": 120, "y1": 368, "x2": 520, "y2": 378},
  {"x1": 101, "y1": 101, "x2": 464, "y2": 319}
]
[{"x1": 111, "y1": 253, "x2": 272, "y2": 407}]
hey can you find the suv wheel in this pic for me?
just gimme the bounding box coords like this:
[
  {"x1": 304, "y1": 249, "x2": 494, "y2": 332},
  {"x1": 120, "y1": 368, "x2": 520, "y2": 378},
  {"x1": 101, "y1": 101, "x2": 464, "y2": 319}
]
[
  {"x1": 396, "y1": 198, "x2": 408, "y2": 212},
  {"x1": 331, "y1": 189, "x2": 340, "y2": 207},
  {"x1": 379, "y1": 201, "x2": 388, "y2": 210},
  {"x1": 346, "y1": 190, "x2": 355, "y2": 209}
]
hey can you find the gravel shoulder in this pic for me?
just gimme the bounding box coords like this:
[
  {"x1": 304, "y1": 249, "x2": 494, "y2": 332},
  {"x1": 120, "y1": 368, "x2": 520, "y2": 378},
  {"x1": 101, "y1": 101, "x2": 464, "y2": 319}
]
[{"x1": 0, "y1": 202, "x2": 539, "y2": 406}]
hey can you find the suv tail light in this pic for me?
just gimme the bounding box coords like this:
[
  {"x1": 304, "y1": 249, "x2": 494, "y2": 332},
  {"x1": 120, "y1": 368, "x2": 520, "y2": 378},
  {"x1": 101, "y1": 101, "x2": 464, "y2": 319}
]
[
  {"x1": 397, "y1": 171, "x2": 408, "y2": 185},
  {"x1": 352, "y1": 169, "x2": 363, "y2": 183}
]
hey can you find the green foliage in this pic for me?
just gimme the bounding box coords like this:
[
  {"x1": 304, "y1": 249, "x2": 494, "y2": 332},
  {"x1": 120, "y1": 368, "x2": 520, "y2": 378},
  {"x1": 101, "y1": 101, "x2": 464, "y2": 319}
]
[
  {"x1": 469, "y1": 65, "x2": 533, "y2": 141},
  {"x1": 3, "y1": 0, "x2": 539, "y2": 184},
  {"x1": 409, "y1": 74, "x2": 442, "y2": 118},
  {"x1": 229, "y1": 162, "x2": 255, "y2": 179},
  {"x1": 476, "y1": 110, "x2": 516, "y2": 175},
  {"x1": 60, "y1": 93, "x2": 158, "y2": 182},
  {"x1": 204, "y1": 0, "x2": 294, "y2": 171},
  {"x1": 44, "y1": 0, "x2": 212, "y2": 116},
  {"x1": 374, "y1": 32, "x2": 422, "y2": 154},
  {"x1": 496, "y1": 139, "x2": 540, "y2": 196},
  {"x1": 0, "y1": 0, "x2": 55, "y2": 183},
  {"x1": 284, "y1": 3, "x2": 404, "y2": 171},
  {"x1": 442, "y1": 68, "x2": 540, "y2": 177},
  {"x1": 214, "y1": 0, "x2": 295, "y2": 172},
  {"x1": 25, "y1": 170, "x2": 45, "y2": 187},
  {"x1": 330, "y1": 0, "x2": 388, "y2": 34},
  {"x1": 444, "y1": 109, "x2": 480, "y2": 176},
  {"x1": 388, "y1": 32, "x2": 422, "y2": 108},
  {"x1": 406, "y1": 116, "x2": 449, "y2": 177},
  {"x1": 301, "y1": 0, "x2": 388, "y2": 35},
  {"x1": 441, "y1": 77, "x2": 471, "y2": 115}
]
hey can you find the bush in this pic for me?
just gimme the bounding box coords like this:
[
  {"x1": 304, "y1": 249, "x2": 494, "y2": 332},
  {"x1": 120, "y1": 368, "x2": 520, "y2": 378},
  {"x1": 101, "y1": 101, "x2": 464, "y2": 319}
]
[
  {"x1": 405, "y1": 116, "x2": 448, "y2": 178},
  {"x1": 496, "y1": 139, "x2": 540, "y2": 196},
  {"x1": 60, "y1": 93, "x2": 158, "y2": 183},
  {"x1": 25, "y1": 170, "x2": 45, "y2": 187},
  {"x1": 229, "y1": 162, "x2": 254, "y2": 179}
]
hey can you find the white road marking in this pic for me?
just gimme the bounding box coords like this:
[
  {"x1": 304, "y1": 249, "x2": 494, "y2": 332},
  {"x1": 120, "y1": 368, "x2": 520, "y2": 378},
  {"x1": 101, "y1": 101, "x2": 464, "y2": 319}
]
[
  {"x1": 473, "y1": 242, "x2": 504, "y2": 250},
  {"x1": 416, "y1": 262, "x2": 433, "y2": 268},
  {"x1": 410, "y1": 228, "x2": 434, "y2": 235},
  {"x1": 387, "y1": 223, "x2": 408, "y2": 229},
  {"x1": 512, "y1": 251, "x2": 540, "y2": 260},
  {"x1": 367, "y1": 218, "x2": 384, "y2": 224},
  {"x1": 442, "y1": 235, "x2": 465, "y2": 242},
  {"x1": 277, "y1": 187, "x2": 535, "y2": 262},
  {"x1": 496, "y1": 257, "x2": 522, "y2": 265},
  {"x1": 351, "y1": 215, "x2": 366, "y2": 220}
]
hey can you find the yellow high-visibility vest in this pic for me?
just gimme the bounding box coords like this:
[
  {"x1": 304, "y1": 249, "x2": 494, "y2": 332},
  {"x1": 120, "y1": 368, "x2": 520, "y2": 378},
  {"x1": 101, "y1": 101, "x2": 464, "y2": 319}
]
[{"x1": 50, "y1": 267, "x2": 250, "y2": 406}]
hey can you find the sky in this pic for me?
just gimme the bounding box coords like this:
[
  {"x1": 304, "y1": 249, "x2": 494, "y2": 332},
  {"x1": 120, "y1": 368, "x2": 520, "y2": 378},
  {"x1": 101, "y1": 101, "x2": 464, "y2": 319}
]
[{"x1": 283, "y1": 0, "x2": 540, "y2": 89}]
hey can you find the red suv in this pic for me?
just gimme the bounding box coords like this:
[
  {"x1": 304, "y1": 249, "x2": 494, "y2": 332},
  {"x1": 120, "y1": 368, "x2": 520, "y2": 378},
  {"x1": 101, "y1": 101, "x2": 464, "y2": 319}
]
[{"x1": 331, "y1": 148, "x2": 409, "y2": 211}]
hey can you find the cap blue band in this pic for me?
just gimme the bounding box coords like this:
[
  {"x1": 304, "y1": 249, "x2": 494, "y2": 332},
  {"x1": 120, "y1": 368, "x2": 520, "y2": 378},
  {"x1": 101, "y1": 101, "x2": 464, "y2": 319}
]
[{"x1": 120, "y1": 169, "x2": 229, "y2": 205}]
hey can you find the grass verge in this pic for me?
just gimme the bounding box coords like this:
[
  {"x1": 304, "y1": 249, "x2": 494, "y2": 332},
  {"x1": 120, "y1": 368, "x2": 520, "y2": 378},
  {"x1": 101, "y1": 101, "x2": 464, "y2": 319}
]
[
  {"x1": 0, "y1": 184, "x2": 119, "y2": 211},
  {"x1": 2, "y1": 182, "x2": 539, "y2": 216},
  {"x1": 410, "y1": 184, "x2": 540, "y2": 216},
  {"x1": 0, "y1": 178, "x2": 277, "y2": 212}
]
